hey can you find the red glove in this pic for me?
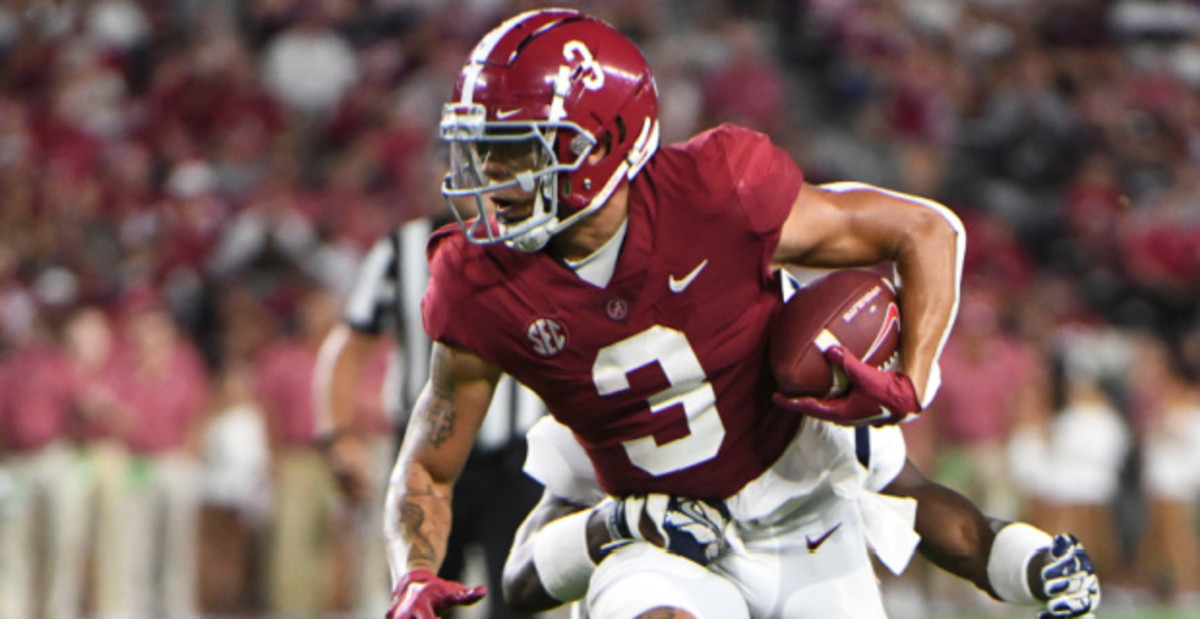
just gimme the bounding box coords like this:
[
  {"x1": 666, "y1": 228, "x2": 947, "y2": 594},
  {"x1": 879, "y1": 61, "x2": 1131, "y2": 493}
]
[
  {"x1": 387, "y1": 570, "x2": 486, "y2": 619},
  {"x1": 772, "y1": 345, "x2": 921, "y2": 426}
]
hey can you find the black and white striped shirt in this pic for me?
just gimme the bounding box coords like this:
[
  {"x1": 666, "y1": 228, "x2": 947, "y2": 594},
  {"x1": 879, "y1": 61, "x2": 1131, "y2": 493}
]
[{"x1": 342, "y1": 218, "x2": 545, "y2": 452}]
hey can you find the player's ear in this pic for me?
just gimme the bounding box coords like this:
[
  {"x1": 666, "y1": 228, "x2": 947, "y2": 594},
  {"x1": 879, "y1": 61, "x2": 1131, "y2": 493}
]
[{"x1": 587, "y1": 132, "x2": 612, "y2": 165}]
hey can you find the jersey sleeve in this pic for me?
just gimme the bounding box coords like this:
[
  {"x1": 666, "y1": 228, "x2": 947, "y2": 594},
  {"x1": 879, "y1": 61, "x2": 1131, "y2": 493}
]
[
  {"x1": 421, "y1": 227, "x2": 476, "y2": 351},
  {"x1": 712, "y1": 124, "x2": 804, "y2": 236},
  {"x1": 342, "y1": 235, "x2": 396, "y2": 334},
  {"x1": 523, "y1": 416, "x2": 606, "y2": 505}
]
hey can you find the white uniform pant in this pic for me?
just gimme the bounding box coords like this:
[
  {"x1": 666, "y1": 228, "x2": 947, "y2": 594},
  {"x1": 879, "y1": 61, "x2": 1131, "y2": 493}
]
[
  {"x1": 584, "y1": 419, "x2": 914, "y2": 618},
  {"x1": 588, "y1": 493, "x2": 885, "y2": 618},
  {"x1": 0, "y1": 441, "x2": 91, "y2": 619},
  {"x1": 92, "y1": 450, "x2": 203, "y2": 619}
]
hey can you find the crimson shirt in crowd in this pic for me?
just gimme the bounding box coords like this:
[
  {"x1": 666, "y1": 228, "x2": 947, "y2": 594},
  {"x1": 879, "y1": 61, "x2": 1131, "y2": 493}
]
[
  {"x1": 255, "y1": 340, "x2": 320, "y2": 446},
  {"x1": 112, "y1": 341, "x2": 210, "y2": 454},
  {"x1": 0, "y1": 341, "x2": 78, "y2": 452},
  {"x1": 935, "y1": 335, "x2": 1037, "y2": 445}
]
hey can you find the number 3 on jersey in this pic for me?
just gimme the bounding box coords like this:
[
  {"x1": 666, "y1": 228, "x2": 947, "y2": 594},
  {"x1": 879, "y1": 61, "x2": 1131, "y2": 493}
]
[{"x1": 592, "y1": 326, "x2": 726, "y2": 476}]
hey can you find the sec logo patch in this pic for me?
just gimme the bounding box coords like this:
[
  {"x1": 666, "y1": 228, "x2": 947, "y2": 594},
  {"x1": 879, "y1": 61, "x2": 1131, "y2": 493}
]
[
  {"x1": 606, "y1": 298, "x2": 628, "y2": 321},
  {"x1": 527, "y1": 317, "x2": 568, "y2": 357}
]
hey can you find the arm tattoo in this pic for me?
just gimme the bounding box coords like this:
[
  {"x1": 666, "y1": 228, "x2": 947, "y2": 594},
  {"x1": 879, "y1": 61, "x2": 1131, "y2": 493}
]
[
  {"x1": 399, "y1": 501, "x2": 438, "y2": 565},
  {"x1": 423, "y1": 401, "x2": 457, "y2": 448},
  {"x1": 423, "y1": 346, "x2": 458, "y2": 448}
]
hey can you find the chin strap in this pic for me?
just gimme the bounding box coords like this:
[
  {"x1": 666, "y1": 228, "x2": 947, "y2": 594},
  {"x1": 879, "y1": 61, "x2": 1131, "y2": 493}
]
[
  {"x1": 505, "y1": 188, "x2": 556, "y2": 253},
  {"x1": 507, "y1": 220, "x2": 556, "y2": 253},
  {"x1": 504, "y1": 118, "x2": 658, "y2": 253}
]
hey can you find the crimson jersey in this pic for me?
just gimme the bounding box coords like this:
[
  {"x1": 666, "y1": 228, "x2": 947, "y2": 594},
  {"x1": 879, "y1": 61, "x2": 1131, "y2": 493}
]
[{"x1": 424, "y1": 125, "x2": 804, "y2": 498}]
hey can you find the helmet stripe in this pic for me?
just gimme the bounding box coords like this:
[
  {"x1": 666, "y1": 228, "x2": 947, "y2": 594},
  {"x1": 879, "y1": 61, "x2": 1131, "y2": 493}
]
[
  {"x1": 625, "y1": 118, "x2": 659, "y2": 179},
  {"x1": 461, "y1": 11, "x2": 543, "y2": 104},
  {"x1": 512, "y1": 15, "x2": 585, "y2": 59}
]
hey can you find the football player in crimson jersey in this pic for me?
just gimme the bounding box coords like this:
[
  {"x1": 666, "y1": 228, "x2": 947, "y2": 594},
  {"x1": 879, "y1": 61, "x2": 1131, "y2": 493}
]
[{"x1": 387, "y1": 8, "x2": 968, "y2": 619}]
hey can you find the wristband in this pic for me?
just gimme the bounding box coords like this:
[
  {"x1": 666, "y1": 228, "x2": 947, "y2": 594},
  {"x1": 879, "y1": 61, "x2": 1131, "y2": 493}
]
[
  {"x1": 987, "y1": 522, "x2": 1052, "y2": 605},
  {"x1": 532, "y1": 507, "x2": 597, "y2": 602},
  {"x1": 607, "y1": 495, "x2": 640, "y2": 541}
]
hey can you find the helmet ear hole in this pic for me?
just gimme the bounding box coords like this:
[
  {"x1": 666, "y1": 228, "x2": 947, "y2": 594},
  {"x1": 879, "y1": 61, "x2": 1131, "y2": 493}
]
[
  {"x1": 614, "y1": 116, "x2": 626, "y2": 144},
  {"x1": 590, "y1": 131, "x2": 613, "y2": 163}
]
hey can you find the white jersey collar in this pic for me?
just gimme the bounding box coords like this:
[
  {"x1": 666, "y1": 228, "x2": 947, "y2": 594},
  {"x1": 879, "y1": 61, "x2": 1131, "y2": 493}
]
[{"x1": 562, "y1": 217, "x2": 628, "y2": 288}]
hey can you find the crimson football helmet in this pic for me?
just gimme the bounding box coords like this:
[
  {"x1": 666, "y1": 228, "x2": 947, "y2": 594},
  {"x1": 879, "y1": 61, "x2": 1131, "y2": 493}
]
[{"x1": 440, "y1": 9, "x2": 660, "y2": 252}]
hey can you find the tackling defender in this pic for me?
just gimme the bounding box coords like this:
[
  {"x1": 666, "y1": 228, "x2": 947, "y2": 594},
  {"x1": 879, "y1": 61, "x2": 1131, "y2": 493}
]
[
  {"x1": 504, "y1": 415, "x2": 1099, "y2": 618},
  {"x1": 387, "y1": 9, "x2": 964, "y2": 618}
]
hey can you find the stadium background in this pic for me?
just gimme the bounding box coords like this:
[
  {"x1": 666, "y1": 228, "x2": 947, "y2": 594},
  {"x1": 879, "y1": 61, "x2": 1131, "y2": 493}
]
[{"x1": 0, "y1": 0, "x2": 1198, "y2": 617}]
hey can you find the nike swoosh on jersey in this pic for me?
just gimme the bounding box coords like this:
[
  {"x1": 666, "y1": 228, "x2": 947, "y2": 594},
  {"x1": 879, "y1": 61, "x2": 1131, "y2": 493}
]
[
  {"x1": 805, "y1": 522, "x2": 842, "y2": 553},
  {"x1": 495, "y1": 108, "x2": 522, "y2": 119},
  {"x1": 668, "y1": 259, "x2": 709, "y2": 293}
]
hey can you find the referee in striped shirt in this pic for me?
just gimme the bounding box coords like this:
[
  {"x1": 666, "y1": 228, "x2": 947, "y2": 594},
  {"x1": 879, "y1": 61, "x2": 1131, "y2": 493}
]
[{"x1": 315, "y1": 216, "x2": 545, "y2": 618}]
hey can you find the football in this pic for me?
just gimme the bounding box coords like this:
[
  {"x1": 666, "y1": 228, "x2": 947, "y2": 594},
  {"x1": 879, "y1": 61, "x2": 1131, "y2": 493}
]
[{"x1": 769, "y1": 269, "x2": 901, "y2": 398}]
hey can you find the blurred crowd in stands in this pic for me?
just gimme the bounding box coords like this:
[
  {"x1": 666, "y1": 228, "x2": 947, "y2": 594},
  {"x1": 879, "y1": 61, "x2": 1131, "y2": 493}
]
[{"x1": 0, "y1": 0, "x2": 1198, "y2": 617}]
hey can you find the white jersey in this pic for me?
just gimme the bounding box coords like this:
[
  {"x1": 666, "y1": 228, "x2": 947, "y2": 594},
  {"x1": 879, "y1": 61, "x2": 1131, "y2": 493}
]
[{"x1": 524, "y1": 415, "x2": 918, "y2": 618}]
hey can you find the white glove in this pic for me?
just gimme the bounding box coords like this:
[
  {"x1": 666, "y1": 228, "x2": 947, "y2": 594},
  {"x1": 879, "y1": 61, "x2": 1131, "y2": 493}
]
[
  {"x1": 608, "y1": 494, "x2": 731, "y2": 565},
  {"x1": 1037, "y1": 534, "x2": 1100, "y2": 619}
]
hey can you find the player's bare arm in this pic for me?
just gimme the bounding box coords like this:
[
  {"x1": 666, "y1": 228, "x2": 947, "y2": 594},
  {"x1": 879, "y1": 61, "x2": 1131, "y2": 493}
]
[
  {"x1": 384, "y1": 342, "x2": 496, "y2": 618},
  {"x1": 386, "y1": 341, "x2": 498, "y2": 571},
  {"x1": 503, "y1": 483, "x2": 733, "y2": 612},
  {"x1": 775, "y1": 181, "x2": 963, "y2": 407},
  {"x1": 314, "y1": 324, "x2": 378, "y2": 433},
  {"x1": 883, "y1": 458, "x2": 998, "y2": 593},
  {"x1": 506, "y1": 496, "x2": 702, "y2": 619},
  {"x1": 313, "y1": 324, "x2": 381, "y2": 502},
  {"x1": 502, "y1": 490, "x2": 606, "y2": 612},
  {"x1": 885, "y1": 458, "x2": 1100, "y2": 616}
]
